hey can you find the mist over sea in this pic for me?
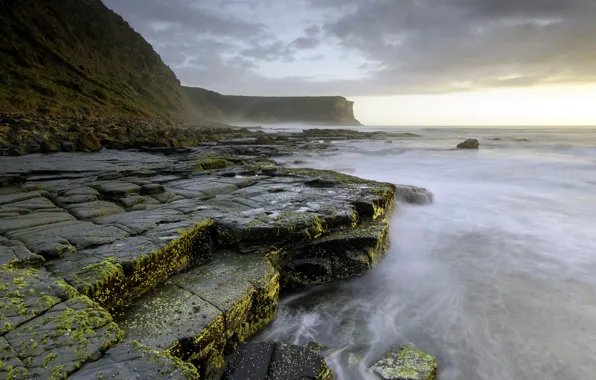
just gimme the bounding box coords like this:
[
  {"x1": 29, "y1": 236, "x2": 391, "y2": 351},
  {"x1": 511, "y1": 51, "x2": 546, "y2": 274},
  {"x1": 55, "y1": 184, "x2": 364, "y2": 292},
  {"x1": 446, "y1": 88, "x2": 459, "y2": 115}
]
[{"x1": 256, "y1": 126, "x2": 596, "y2": 380}]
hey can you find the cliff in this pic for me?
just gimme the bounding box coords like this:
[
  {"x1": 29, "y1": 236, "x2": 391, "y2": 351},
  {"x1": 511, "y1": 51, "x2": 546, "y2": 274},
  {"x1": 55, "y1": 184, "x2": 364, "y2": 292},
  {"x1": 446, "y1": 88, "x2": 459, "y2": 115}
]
[
  {"x1": 0, "y1": 0, "x2": 359, "y2": 125},
  {"x1": 0, "y1": 0, "x2": 213, "y2": 120},
  {"x1": 184, "y1": 86, "x2": 361, "y2": 126}
]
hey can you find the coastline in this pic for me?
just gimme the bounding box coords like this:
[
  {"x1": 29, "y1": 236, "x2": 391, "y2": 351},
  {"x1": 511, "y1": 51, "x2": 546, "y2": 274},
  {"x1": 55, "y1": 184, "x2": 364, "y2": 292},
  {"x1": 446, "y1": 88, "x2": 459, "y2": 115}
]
[{"x1": 0, "y1": 129, "x2": 433, "y2": 379}]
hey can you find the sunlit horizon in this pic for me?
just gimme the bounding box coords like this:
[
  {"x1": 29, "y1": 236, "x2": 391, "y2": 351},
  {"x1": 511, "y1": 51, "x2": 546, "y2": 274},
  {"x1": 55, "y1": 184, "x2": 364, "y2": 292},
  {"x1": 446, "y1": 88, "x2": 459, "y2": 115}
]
[{"x1": 352, "y1": 84, "x2": 596, "y2": 127}]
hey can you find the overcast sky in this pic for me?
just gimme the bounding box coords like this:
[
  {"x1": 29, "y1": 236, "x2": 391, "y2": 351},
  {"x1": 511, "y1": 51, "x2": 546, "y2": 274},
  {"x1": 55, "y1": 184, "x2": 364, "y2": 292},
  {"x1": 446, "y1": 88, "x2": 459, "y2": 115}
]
[{"x1": 103, "y1": 0, "x2": 596, "y2": 125}]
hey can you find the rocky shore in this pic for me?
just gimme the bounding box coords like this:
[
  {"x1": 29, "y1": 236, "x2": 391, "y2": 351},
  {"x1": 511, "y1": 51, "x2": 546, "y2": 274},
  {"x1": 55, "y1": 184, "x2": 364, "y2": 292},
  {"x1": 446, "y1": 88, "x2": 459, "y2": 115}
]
[
  {"x1": 0, "y1": 122, "x2": 435, "y2": 379},
  {"x1": 0, "y1": 113, "x2": 421, "y2": 157}
]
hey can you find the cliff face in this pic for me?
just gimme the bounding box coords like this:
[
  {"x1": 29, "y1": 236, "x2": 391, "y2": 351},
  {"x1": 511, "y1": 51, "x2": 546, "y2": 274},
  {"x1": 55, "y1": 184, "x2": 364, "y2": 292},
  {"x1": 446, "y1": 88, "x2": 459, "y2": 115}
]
[
  {"x1": 184, "y1": 87, "x2": 361, "y2": 126},
  {"x1": 0, "y1": 0, "x2": 359, "y2": 125},
  {"x1": 0, "y1": 0, "x2": 210, "y2": 120}
]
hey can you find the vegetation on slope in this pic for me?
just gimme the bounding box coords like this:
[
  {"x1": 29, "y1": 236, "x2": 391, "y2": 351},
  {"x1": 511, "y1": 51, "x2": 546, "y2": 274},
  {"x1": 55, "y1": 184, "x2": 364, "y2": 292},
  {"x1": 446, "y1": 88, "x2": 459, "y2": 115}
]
[{"x1": 0, "y1": 0, "x2": 212, "y2": 120}]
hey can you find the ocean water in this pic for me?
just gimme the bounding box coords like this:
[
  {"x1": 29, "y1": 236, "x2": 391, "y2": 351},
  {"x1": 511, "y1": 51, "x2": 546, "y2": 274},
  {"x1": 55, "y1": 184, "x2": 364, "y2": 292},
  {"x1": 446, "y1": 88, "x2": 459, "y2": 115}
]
[{"x1": 256, "y1": 127, "x2": 596, "y2": 380}]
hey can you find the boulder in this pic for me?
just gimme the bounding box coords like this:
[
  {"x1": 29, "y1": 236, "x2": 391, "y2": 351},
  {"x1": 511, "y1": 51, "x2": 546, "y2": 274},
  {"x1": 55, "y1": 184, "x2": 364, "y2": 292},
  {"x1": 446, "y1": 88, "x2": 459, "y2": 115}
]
[
  {"x1": 456, "y1": 138, "x2": 479, "y2": 149},
  {"x1": 370, "y1": 344, "x2": 437, "y2": 380},
  {"x1": 78, "y1": 132, "x2": 102, "y2": 151},
  {"x1": 40, "y1": 140, "x2": 60, "y2": 153}
]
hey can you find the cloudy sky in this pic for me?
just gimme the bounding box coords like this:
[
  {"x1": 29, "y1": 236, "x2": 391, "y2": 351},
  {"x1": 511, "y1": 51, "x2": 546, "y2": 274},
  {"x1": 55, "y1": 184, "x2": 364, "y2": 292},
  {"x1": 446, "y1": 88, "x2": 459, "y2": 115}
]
[{"x1": 103, "y1": 0, "x2": 596, "y2": 125}]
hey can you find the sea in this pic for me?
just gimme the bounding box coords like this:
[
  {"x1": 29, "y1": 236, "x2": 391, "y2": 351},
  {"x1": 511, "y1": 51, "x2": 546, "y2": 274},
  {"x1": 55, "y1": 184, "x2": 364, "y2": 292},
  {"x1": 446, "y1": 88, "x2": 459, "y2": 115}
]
[{"x1": 255, "y1": 126, "x2": 596, "y2": 380}]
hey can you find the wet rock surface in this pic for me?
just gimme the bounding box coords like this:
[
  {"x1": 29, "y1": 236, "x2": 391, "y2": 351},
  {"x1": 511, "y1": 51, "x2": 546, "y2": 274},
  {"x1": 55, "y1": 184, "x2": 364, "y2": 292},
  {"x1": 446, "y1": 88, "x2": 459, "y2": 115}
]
[
  {"x1": 0, "y1": 142, "x2": 408, "y2": 379},
  {"x1": 394, "y1": 185, "x2": 434, "y2": 205},
  {"x1": 222, "y1": 341, "x2": 333, "y2": 380},
  {"x1": 370, "y1": 344, "x2": 437, "y2": 380}
]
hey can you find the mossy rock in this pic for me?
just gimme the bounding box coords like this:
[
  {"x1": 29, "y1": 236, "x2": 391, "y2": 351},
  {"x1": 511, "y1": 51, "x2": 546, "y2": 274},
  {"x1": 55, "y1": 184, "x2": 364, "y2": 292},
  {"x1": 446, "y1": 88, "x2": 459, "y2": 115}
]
[
  {"x1": 371, "y1": 344, "x2": 437, "y2": 380},
  {"x1": 194, "y1": 158, "x2": 233, "y2": 172},
  {"x1": 77, "y1": 132, "x2": 102, "y2": 152}
]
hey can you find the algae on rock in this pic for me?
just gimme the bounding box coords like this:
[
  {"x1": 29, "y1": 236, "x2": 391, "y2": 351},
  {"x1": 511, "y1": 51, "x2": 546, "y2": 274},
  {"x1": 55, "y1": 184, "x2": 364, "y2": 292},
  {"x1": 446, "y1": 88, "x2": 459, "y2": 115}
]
[{"x1": 371, "y1": 344, "x2": 437, "y2": 380}]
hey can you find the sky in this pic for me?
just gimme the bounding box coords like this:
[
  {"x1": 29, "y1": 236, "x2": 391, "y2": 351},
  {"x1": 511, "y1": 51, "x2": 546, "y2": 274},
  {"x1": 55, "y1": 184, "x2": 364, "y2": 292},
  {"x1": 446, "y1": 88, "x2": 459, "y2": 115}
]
[{"x1": 103, "y1": 0, "x2": 596, "y2": 126}]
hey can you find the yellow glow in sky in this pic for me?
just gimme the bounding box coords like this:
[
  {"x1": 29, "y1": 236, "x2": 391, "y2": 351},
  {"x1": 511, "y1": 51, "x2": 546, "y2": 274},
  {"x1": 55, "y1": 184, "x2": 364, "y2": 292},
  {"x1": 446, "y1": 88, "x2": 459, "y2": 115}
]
[{"x1": 351, "y1": 85, "x2": 596, "y2": 126}]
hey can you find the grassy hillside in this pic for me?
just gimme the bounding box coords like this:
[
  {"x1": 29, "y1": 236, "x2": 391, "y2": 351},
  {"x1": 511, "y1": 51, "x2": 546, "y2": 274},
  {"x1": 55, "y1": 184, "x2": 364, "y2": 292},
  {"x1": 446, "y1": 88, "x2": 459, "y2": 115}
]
[
  {"x1": 0, "y1": 0, "x2": 216, "y2": 120},
  {"x1": 184, "y1": 86, "x2": 361, "y2": 126}
]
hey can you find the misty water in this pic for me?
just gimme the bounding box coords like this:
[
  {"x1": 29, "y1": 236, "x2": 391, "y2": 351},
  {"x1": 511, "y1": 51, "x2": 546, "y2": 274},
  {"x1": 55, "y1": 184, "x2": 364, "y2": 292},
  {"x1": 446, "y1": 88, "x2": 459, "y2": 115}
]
[{"x1": 256, "y1": 127, "x2": 596, "y2": 379}]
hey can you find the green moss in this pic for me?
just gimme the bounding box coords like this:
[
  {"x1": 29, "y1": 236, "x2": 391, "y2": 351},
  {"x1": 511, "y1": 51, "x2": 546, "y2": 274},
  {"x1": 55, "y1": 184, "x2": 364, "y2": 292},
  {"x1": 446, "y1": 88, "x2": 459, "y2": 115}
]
[
  {"x1": 42, "y1": 353, "x2": 57, "y2": 368},
  {"x1": 88, "y1": 219, "x2": 215, "y2": 310},
  {"x1": 373, "y1": 344, "x2": 437, "y2": 380},
  {"x1": 193, "y1": 158, "x2": 233, "y2": 172}
]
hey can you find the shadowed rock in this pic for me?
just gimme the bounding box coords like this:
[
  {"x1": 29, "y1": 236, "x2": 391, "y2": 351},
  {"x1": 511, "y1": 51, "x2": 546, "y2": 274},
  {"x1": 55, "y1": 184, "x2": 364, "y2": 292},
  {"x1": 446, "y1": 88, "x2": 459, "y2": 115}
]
[{"x1": 222, "y1": 341, "x2": 333, "y2": 380}]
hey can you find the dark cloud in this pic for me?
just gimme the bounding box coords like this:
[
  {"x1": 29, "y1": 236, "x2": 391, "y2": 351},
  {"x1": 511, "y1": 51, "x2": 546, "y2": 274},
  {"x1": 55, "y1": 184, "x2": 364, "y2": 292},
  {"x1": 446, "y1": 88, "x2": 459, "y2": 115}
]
[
  {"x1": 104, "y1": 0, "x2": 596, "y2": 96},
  {"x1": 318, "y1": 0, "x2": 596, "y2": 94},
  {"x1": 291, "y1": 36, "x2": 321, "y2": 49},
  {"x1": 304, "y1": 25, "x2": 321, "y2": 37}
]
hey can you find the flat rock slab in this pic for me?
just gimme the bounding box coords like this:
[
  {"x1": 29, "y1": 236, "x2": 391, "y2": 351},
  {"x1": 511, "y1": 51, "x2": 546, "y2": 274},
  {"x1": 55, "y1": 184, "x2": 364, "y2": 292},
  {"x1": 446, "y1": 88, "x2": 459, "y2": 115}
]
[
  {"x1": 5, "y1": 220, "x2": 128, "y2": 258},
  {"x1": 0, "y1": 268, "x2": 122, "y2": 379},
  {"x1": 4, "y1": 296, "x2": 122, "y2": 379},
  {"x1": 66, "y1": 200, "x2": 125, "y2": 220},
  {"x1": 116, "y1": 253, "x2": 279, "y2": 376},
  {"x1": 94, "y1": 208, "x2": 187, "y2": 234},
  {"x1": 0, "y1": 191, "x2": 46, "y2": 206},
  {"x1": 0, "y1": 210, "x2": 75, "y2": 234},
  {"x1": 93, "y1": 181, "x2": 142, "y2": 200},
  {"x1": 70, "y1": 342, "x2": 199, "y2": 380},
  {"x1": 371, "y1": 344, "x2": 437, "y2": 380},
  {"x1": 0, "y1": 236, "x2": 43, "y2": 267},
  {"x1": 222, "y1": 342, "x2": 333, "y2": 380},
  {"x1": 0, "y1": 267, "x2": 74, "y2": 335}
]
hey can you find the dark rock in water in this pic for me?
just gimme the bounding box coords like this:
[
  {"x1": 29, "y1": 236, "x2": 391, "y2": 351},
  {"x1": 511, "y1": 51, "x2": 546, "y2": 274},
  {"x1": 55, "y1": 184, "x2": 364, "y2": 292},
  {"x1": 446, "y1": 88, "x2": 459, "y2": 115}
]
[
  {"x1": 456, "y1": 138, "x2": 479, "y2": 149},
  {"x1": 395, "y1": 185, "x2": 434, "y2": 205},
  {"x1": 371, "y1": 344, "x2": 437, "y2": 380},
  {"x1": 222, "y1": 342, "x2": 333, "y2": 380}
]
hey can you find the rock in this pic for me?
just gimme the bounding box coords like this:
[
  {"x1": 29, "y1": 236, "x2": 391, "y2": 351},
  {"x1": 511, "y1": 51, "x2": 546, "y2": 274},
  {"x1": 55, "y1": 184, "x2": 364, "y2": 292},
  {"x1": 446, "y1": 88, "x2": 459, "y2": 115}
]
[
  {"x1": 109, "y1": 138, "x2": 132, "y2": 150},
  {"x1": 222, "y1": 342, "x2": 333, "y2": 380},
  {"x1": 370, "y1": 344, "x2": 437, "y2": 380},
  {"x1": 8, "y1": 147, "x2": 23, "y2": 156},
  {"x1": 78, "y1": 132, "x2": 102, "y2": 151},
  {"x1": 116, "y1": 253, "x2": 279, "y2": 377},
  {"x1": 65, "y1": 200, "x2": 125, "y2": 220},
  {"x1": 456, "y1": 138, "x2": 479, "y2": 149},
  {"x1": 255, "y1": 135, "x2": 276, "y2": 145},
  {"x1": 0, "y1": 268, "x2": 122, "y2": 379},
  {"x1": 394, "y1": 185, "x2": 434, "y2": 205},
  {"x1": 280, "y1": 221, "x2": 390, "y2": 288},
  {"x1": 0, "y1": 149, "x2": 414, "y2": 379},
  {"x1": 61, "y1": 140, "x2": 76, "y2": 152},
  {"x1": 71, "y1": 342, "x2": 199, "y2": 380},
  {"x1": 40, "y1": 140, "x2": 60, "y2": 153}
]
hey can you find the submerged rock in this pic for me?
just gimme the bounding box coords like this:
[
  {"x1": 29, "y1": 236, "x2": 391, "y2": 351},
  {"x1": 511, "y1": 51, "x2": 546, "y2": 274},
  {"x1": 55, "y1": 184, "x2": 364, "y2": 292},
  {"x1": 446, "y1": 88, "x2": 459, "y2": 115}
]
[
  {"x1": 456, "y1": 138, "x2": 479, "y2": 149},
  {"x1": 222, "y1": 342, "x2": 333, "y2": 380},
  {"x1": 395, "y1": 185, "x2": 434, "y2": 205},
  {"x1": 370, "y1": 344, "x2": 437, "y2": 380}
]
